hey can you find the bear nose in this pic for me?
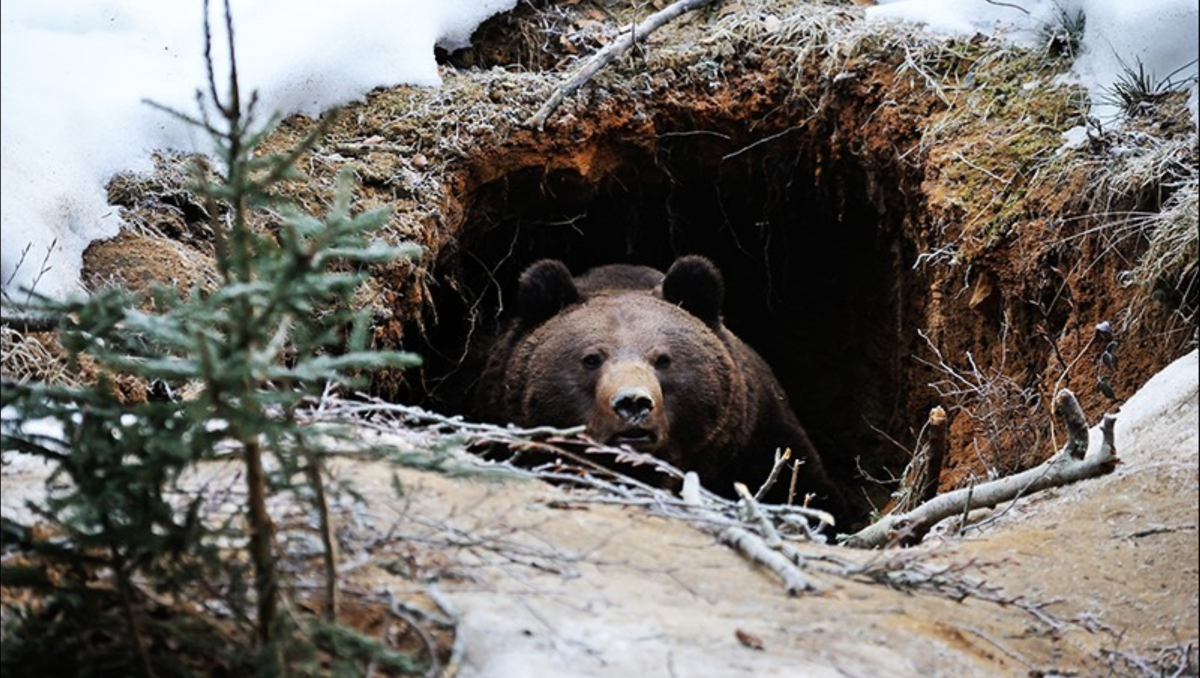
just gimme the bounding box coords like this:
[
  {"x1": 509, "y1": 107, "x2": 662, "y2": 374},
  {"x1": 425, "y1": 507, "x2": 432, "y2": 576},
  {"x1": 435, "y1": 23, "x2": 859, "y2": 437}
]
[{"x1": 611, "y1": 387, "x2": 655, "y2": 424}]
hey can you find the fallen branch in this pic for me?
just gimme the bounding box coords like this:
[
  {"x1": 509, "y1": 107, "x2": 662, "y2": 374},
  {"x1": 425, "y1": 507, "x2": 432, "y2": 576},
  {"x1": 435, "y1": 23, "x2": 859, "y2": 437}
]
[
  {"x1": 0, "y1": 311, "x2": 62, "y2": 334},
  {"x1": 717, "y1": 526, "x2": 820, "y2": 595},
  {"x1": 844, "y1": 390, "x2": 1117, "y2": 548},
  {"x1": 524, "y1": 0, "x2": 722, "y2": 130},
  {"x1": 687, "y1": 474, "x2": 822, "y2": 594}
]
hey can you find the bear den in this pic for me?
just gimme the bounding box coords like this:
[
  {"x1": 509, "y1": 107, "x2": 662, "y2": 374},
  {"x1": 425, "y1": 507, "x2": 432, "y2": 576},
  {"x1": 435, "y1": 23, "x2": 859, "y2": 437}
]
[{"x1": 473, "y1": 255, "x2": 847, "y2": 523}]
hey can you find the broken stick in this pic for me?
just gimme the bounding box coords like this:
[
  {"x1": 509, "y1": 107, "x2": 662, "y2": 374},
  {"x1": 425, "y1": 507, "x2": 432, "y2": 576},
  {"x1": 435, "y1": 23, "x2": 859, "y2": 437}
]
[
  {"x1": 884, "y1": 405, "x2": 948, "y2": 515},
  {"x1": 682, "y1": 473, "x2": 823, "y2": 594},
  {"x1": 754, "y1": 448, "x2": 792, "y2": 501},
  {"x1": 843, "y1": 389, "x2": 1117, "y2": 549},
  {"x1": 525, "y1": 0, "x2": 723, "y2": 130}
]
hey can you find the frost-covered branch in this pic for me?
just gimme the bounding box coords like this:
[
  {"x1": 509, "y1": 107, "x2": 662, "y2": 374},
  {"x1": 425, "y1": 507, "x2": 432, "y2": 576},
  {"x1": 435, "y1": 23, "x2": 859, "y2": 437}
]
[
  {"x1": 526, "y1": 0, "x2": 723, "y2": 129},
  {"x1": 844, "y1": 390, "x2": 1117, "y2": 549}
]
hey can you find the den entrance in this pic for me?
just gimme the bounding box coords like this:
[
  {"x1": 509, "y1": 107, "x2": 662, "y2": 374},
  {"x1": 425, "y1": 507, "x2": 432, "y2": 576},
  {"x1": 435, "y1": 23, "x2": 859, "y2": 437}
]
[{"x1": 408, "y1": 125, "x2": 928, "y2": 521}]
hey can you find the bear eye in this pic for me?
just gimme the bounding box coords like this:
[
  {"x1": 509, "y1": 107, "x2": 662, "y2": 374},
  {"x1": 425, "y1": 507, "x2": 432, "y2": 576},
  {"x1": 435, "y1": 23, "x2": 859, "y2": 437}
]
[
  {"x1": 581, "y1": 352, "x2": 604, "y2": 370},
  {"x1": 653, "y1": 354, "x2": 672, "y2": 370}
]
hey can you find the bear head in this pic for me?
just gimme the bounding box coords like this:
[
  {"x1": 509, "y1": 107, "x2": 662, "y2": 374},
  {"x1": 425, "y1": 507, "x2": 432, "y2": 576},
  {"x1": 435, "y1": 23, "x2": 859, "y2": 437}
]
[{"x1": 492, "y1": 256, "x2": 745, "y2": 471}]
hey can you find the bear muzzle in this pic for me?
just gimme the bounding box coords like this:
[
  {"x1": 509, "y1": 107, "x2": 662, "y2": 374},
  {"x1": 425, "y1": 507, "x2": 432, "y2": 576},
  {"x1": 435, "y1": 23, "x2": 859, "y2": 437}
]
[
  {"x1": 595, "y1": 362, "x2": 668, "y2": 451},
  {"x1": 609, "y1": 386, "x2": 659, "y2": 447}
]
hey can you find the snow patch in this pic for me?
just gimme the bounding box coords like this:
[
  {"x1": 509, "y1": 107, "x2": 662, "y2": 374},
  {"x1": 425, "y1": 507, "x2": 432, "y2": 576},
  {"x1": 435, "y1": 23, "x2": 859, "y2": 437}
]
[
  {"x1": 1, "y1": 1, "x2": 516, "y2": 298},
  {"x1": 868, "y1": 0, "x2": 1200, "y2": 129}
]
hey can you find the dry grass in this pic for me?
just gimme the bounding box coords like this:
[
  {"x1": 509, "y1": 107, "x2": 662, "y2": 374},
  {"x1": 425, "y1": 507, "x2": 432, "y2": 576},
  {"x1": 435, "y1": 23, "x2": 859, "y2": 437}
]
[
  {"x1": 0, "y1": 326, "x2": 82, "y2": 388},
  {"x1": 1059, "y1": 97, "x2": 1199, "y2": 346}
]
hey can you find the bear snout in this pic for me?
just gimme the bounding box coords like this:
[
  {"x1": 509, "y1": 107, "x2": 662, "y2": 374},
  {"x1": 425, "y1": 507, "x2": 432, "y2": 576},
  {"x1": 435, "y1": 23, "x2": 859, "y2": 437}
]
[
  {"x1": 594, "y1": 360, "x2": 668, "y2": 450},
  {"x1": 611, "y1": 386, "x2": 655, "y2": 425}
]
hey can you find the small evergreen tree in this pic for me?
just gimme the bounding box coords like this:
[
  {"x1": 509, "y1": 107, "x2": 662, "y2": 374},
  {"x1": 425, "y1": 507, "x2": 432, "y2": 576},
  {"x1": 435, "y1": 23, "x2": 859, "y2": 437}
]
[{"x1": 1, "y1": 1, "x2": 421, "y2": 674}]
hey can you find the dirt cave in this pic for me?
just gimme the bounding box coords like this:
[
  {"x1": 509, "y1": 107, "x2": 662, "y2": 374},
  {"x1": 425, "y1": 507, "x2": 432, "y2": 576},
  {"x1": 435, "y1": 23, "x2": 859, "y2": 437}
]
[
  {"x1": 76, "y1": 0, "x2": 1196, "y2": 529},
  {"x1": 404, "y1": 117, "x2": 924, "y2": 520}
]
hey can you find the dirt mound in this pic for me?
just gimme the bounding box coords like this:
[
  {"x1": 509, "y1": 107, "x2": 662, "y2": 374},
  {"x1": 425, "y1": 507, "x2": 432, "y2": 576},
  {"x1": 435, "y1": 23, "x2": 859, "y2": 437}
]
[{"x1": 69, "y1": 1, "x2": 1197, "y2": 526}]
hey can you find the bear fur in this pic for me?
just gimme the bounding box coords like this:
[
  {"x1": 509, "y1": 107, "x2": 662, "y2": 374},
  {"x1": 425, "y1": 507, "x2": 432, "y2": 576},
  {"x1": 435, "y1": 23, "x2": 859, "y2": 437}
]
[{"x1": 474, "y1": 256, "x2": 843, "y2": 517}]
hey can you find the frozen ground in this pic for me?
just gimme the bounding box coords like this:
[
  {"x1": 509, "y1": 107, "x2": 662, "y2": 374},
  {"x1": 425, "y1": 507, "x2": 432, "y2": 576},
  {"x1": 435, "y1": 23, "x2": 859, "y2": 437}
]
[{"x1": 8, "y1": 350, "x2": 1194, "y2": 676}]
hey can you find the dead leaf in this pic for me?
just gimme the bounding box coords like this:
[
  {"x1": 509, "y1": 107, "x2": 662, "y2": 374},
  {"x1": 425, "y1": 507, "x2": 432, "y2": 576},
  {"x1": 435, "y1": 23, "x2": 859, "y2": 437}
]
[{"x1": 735, "y1": 628, "x2": 765, "y2": 650}]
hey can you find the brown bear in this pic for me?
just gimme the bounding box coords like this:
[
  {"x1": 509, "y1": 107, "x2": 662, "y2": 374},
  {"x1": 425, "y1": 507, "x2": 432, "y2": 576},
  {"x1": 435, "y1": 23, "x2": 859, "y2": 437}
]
[{"x1": 474, "y1": 256, "x2": 844, "y2": 518}]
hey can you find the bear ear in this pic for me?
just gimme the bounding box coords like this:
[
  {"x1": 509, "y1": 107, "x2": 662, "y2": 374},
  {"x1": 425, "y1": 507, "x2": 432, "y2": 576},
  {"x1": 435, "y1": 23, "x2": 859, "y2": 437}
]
[
  {"x1": 517, "y1": 259, "x2": 580, "y2": 326},
  {"x1": 662, "y1": 255, "x2": 724, "y2": 327}
]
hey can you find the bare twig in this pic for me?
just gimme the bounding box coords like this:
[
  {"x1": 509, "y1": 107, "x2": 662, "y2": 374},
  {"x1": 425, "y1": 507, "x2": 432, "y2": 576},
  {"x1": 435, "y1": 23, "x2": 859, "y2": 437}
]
[
  {"x1": 916, "y1": 326, "x2": 1045, "y2": 478},
  {"x1": 844, "y1": 390, "x2": 1117, "y2": 548},
  {"x1": 754, "y1": 448, "x2": 791, "y2": 501},
  {"x1": 717, "y1": 526, "x2": 820, "y2": 595},
  {"x1": 984, "y1": 0, "x2": 1031, "y2": 14},
  {"x1": 525, "y1": 0, "x2": 723, "y2": 129},
  {"x1": 721, "y1": 125, "x2": 807, "y2": 161},
  {"x1": 303, "y1": 448, "x2": 340, "y2": 621},
  {"x1": 1, "y1": 239, "x2": 58, "y2": 308}
]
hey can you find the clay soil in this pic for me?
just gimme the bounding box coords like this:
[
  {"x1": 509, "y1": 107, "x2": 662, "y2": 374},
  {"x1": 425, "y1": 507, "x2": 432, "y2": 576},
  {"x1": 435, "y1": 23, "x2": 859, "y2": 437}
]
[{"x1": 4, "y1": 0, "x2": 1198, "y2": 675}]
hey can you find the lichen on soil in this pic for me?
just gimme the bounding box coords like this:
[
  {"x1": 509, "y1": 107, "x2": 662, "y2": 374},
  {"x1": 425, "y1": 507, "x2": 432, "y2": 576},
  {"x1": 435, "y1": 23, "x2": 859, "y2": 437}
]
[{"x1": 19, "y1": 0, "x2": 1200, "y2": 523}]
